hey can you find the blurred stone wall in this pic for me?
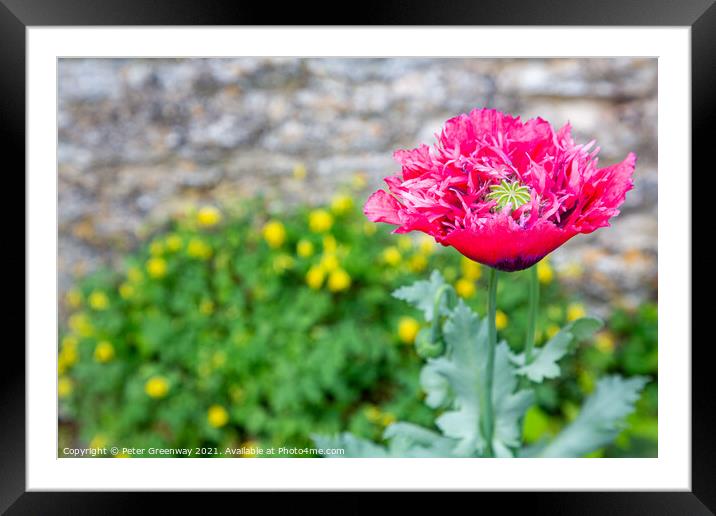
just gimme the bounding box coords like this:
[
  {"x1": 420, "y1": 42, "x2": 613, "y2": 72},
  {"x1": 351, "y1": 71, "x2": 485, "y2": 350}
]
[{"x1": 58, "y1": 58, "x2": 657, "y2": 310}]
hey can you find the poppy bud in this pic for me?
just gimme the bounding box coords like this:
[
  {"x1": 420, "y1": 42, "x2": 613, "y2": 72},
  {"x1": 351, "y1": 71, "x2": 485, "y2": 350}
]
[{"x1": 415, "y1": 328, "x2": 445, "y2": 359}]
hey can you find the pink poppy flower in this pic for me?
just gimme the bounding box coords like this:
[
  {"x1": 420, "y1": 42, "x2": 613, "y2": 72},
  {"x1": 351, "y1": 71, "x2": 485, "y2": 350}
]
[{"x1": 364, "y1": 108, "x2": 636, "y2": 271}]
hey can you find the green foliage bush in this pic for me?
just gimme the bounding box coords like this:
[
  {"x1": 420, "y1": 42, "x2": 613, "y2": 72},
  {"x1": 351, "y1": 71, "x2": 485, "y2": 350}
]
[{"x1": 58, "y1": 195, "x2": 657, "y2": 457}]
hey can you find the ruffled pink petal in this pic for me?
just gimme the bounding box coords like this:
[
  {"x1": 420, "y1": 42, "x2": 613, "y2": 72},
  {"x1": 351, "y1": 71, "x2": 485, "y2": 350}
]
[
  {"x1": 393, "y1": 144, "x2": 434, "y2": 180},
  {"x1": 363, "y1": 108, "x2": 637, "y2": 270},
  {"x1": 363, "y1": 190, "x2": 402, "y2": 225},
  {"x1": 574, "y1": 152, "x2": 636, "y2": 232},
  {"x1": 441, "y1": 218, "x2": 577, "y2": 271}
]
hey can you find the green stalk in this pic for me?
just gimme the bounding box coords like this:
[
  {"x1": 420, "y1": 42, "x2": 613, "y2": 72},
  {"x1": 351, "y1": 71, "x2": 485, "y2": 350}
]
[
  {"x1": 480, "y1": 267, "x2": 498, "y2": 457},
  {"x1": 431, "y1": 285, "x2": 451, "y2": 344},
  {"x1": 524, "y1": 265, "x2": 540, "y2": 365}
]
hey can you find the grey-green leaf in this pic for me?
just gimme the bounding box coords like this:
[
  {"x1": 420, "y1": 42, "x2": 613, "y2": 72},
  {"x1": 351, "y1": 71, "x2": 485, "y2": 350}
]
[
  {"x1": 392, "y1": 270, "x2": 450, "y2": 322},
  {"x1": 423, "y1": 301, "x2": 533, "y2": 457},
  {"x1": 524, "y1": 375, "x2": 648, "y2": 458},
  {"x1": 491, "y1": 342, "x2": 535, "y2": 457},
  {"x1": 428, "y1": 301, "x2": 485, "y2": 455},
  {"x1": 568, "y1": 317, "x2": 604, "y2": 340},
  {"x1": 383, "y1": 422, "x2": 458, "y2": 457},
  {"x1": 512, "y1": 317, "x2": 603, "y2": 383},
  {"x1": 312, "y1": 423, "x2": 460, "y2": 458}
]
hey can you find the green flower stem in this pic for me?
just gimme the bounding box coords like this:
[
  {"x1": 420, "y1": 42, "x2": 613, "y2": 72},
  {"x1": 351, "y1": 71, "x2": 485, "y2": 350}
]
[
  {"x1": 480, "y1": 267, "x2": 498, "y2": 457},
  {"x1": 524, "y1": 265, "x2": 540, "y2": 364},
  {"x1": 431, "y1": 285, "x2": 451, "y2": 343}
]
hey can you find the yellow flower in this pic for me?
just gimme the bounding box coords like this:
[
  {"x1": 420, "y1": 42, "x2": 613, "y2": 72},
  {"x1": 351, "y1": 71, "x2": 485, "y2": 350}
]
[
  {"x1": 455, "y1": 278, "x2": 476, "y2": 298},
  {"x1": 408, "y1": 254, "x2": 428, "y2": 273},
  {"x1": 94, "y1": 341, "x2": 115, "y2": 363},
  {"x1": 58, "y1": 347, "x2": 77, "y2": 375},
  {"x1": 197, "y1": 206, "x2": 222, "y2": 227},
  {"x1": 59, "y1": 344, "x2": 78, "y2": 365},
  {"x1": 537, "y1": 259, "x2": 554, "y2": 284},
  {"x1": 495, "y1": 310, "x2": 509, "y2": 331},
  {"x1": 199, "y1": 299, "x2": 215, "y2": 315},
  {"x1": 149, "y1": 240, "x2": 165, "y2": 256},
  {"x1": 382, "y1": 246, "x2": 402, "y2": 266},
  {"x1": 330, "y1": 194, "x2": 354, "y2": 215},
  {"x1": 442, "y1": 266, "x2": 457, "y2": 282},
  {"x1": 328, "y1": 269, "x2": 351, "y2": 292},
  {"x1": 322, "y1": 235, "x2": 338, "y2": 253},
  {"x1": 212, "y1": 351, "x2": 227, "y2": 368},
  {"x1": 119, "y1": 282, "x2": 134, "y2": 300},
  {"x1": 546, "y1": 324, "x2": 560, "y2": 339},
  {"x1": 68, "y1": 313, "x2": 93, "y2": 337},
  {"x1": 364, "y1": 405, "x2": 396, "y2": 427},
  {"x1": 145, "y1": 376, "x2": 169, "y2": 399},
  {"x1": 460, "y1": 257, "x2": 482, "y2": 281},
  {"x1": 215, "y1": 252, "x2": 230, "y2": 269},
  {"x1": 562, "y1": 262, "x2": 584, "y2": 279},
  {"x1": 146, "y1": 257, "x2": 168, "y2": 279},
  {"x1": 262, "y1": 220, "x2": 286, "y2": 248},
  {"x1": 229, "y1": 385, "x2": 245, "y2": 403},
  {"x1": 397, "y1": 317, "x2": 421, "y2": 345},
  {"x1": 273, "y1": 254, "x2": 295, "y2": 273},
  {"x1": 351, "y1": 172, "x2": 367, "y2": 190},
  {"x1": 165, "y1": 234, "x2": 183, "y2": 252},
  {"x1": 89, "y1": 434, "x2": 108, "y2": 449},
  {"x1": 127, "y1": 266, "x2": 143, "y2": 283},
  {"x1": 306, "y1": 265, "x2": 325, "y2": 290},
  {"x1": 380, "y1": 412, "x2": 396, "y2": 427},
  {"x1": 296, "y1": 239, "x2": 314, "y2": 258},
  {"x1": 320, "y1": 253, "x2": 339, "y2": 272},
  {"x1": 309, "y1": 209, "x2": 333, "y2": 233},
  {"x1": 397, "y1": 236, "x2": 413, "y2": 252},
  {"x1": 65, "y1": 288, "x2": 82, "y2": 309},
  {"x1": 242, "y1": 440, "x2": 260, "y2": 457},
  {"x1": 567, "y1": 303, "x2": 587, "y2": 321},
  {"x1": 207, "y1": 405, "x2": 230, "y2": 428},
  {"x1": 58, "y1": 376, "x2": 73, "y2": 398},
  {"x1": 364, "y1": 405, "x2": 382, "y2": 423},
  {"x1": 293, "y1": 163, "x2": 307, "y2": 180},
  {"x1": 546, "y1": 305, "x2": 562, "y2": 321},
  {"x1": 594, "y1": 331, "x2": 616, "y2": 353},
  {"x1": 363, "y1": 222, "x2": 377, "y2": 236},
  {"x1": 88, "y1": 290, "x2": 109, "y2": 311},
  {"x1": 187, "y1": 238, "x2": 212, "y2": 260},
  {"x1": 418, "y1": 235, "x2": 435, "y2": 255},
  {"x1": 198, "y1": 363, "x2": 211, "y2": 378},
  {"x1": 62, "y1": 335, "x2": 78, "y2": 351}
]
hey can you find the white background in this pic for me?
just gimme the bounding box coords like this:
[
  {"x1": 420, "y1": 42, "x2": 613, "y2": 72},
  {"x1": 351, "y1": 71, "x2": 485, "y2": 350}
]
[{"x1": 27, "y1": 27, "x2": 690, "y2": 490}]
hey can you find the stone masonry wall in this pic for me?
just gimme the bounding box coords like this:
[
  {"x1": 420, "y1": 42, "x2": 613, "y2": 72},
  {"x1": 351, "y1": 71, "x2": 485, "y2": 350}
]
[{"x1": 58, "y1": 58, "x2": 658, "y2": 312}]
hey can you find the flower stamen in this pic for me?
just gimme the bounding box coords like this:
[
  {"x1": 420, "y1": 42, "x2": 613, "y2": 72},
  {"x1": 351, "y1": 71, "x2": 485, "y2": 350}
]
[{"x1": 486, "y1": 180, "x2": 531, "y2": 211}]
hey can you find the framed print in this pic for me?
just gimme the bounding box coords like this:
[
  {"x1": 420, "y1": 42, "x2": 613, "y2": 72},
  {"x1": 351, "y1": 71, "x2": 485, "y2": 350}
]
[{"x1": 4, "y1": 0, "x2": 713, "y2": 512}]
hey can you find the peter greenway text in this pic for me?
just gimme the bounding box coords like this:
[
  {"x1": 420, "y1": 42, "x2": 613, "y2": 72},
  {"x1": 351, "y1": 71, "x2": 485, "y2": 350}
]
[{"x1": 61, "y1": 446, "x2": 345, "y2": 457}]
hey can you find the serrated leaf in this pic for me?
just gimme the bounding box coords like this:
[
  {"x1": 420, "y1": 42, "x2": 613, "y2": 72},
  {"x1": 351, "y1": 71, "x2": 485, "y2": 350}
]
[
  {"x1": 524, "y1": 375, "x2": 648, "y2": 458},
  {"x1": 423, "y1": 301, "x2": 533, "y2": 457},
  {"x1": 383, "y1": 422, "x2": 457, "y2": 457},
  {"x1": 567, "y1": 317, "x2": 604, "y2": 339},
  {"x1": 312, "y1": 424, "x2": 458, "y2": 458},
  {"x1": 512, "y1": 317, "x2": 603, "y2": 383},
  {"x1": 420, "y1": 363, "x2": 450, "y2": 408},
  {"x1": 426, "y1": 302, "x2": 484, "y2": 455},
  {"x1": 392, "y1": 270, "x2": 449, "y2": 322},
  {"x1": 491, "y1": 343, "x2": 535, "y2": 457}
]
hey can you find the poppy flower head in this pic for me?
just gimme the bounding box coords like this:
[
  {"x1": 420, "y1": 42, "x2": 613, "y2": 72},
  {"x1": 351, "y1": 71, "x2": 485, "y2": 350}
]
[{"x1": 364, "y1": 108, "x2": 636, "y2": 271}]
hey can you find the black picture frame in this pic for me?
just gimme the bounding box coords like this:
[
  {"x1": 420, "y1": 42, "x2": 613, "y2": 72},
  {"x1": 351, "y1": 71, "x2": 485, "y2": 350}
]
[{"x1": 4, "y1": 0, "x2": 712, "y2": 512}]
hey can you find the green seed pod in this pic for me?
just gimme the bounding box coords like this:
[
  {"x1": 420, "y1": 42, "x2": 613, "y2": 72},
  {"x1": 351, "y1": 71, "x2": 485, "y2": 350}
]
[{"x1": 415, "y1": 328, "x2": 445, "y2": 359}]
